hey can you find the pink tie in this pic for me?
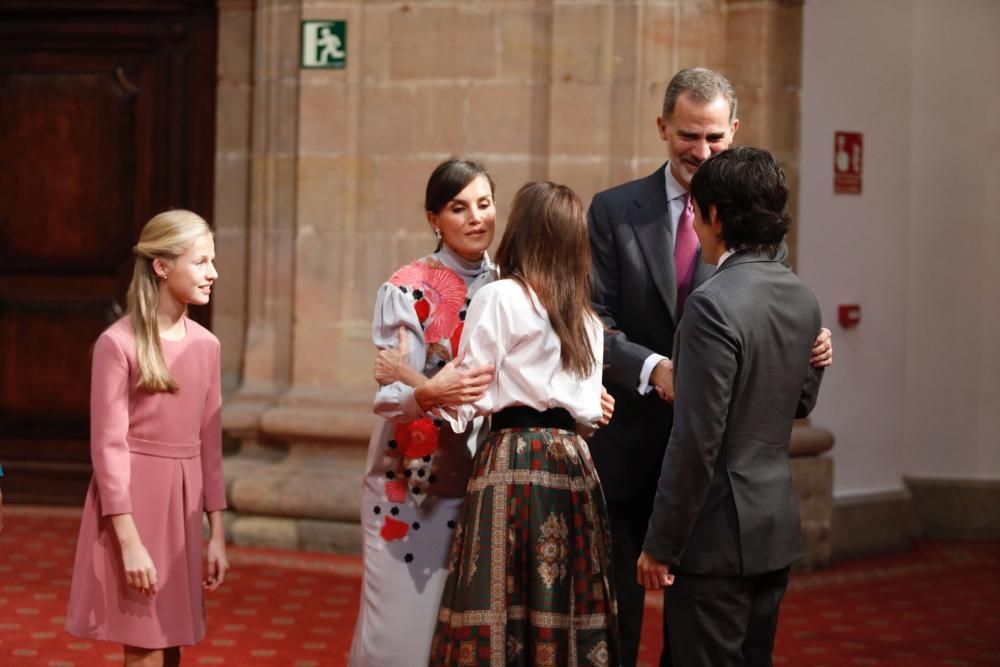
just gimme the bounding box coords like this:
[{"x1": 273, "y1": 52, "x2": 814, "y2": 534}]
[{"x1": 674, "y1": 192, "x2": 698, "y2": 314}]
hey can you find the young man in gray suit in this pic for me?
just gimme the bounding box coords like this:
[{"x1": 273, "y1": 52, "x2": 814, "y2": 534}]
[
  {"x1": 637, "y1": 146, "x2": 825, "y2": 667},
  {"x1": 586, "y1": 67, "x2": 832, "y2": 667}
]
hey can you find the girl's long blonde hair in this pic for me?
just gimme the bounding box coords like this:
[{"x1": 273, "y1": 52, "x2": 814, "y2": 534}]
[{"x1": 127, "y1": 210, "x2": 212, "y2": 393}]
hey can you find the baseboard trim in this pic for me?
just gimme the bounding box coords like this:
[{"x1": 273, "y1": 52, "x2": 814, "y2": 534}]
[
  {"x1": 905, "y1": 477, "x2": 1000, "y2": 539},
  {"x1": 831, "y1": 489, "x2": 915, "y2": 562}
]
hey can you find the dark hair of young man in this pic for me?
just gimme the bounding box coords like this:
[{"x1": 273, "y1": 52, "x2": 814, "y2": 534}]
[{"x1": 689, "y1": 145, "x2": 791, "y2": 258}]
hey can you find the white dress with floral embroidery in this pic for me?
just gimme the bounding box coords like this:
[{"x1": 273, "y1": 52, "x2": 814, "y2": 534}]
[{"x1": 348, "y1": 246, "x2": 496, "y2": 667}]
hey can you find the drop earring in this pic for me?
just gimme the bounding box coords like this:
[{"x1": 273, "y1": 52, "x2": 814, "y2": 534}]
[{"x1": 434, "y1": 229, "x2": 442, "y2": 240}]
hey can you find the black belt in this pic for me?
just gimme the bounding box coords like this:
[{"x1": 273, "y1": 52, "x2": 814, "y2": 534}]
[{"x1": 490, "y1": 406, "x2": 576, "y2": 433}]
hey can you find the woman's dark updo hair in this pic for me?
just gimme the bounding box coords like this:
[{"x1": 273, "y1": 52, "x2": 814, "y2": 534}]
[
  {"x1": 425, "y1": 158, "x2": 495, "y2": 252},
  {"x1": 689, "y1": 145, "x2": 790, "y2": 257}
]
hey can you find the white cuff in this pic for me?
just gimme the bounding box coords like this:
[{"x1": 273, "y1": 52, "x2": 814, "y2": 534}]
[
  {"x1": 638, "y1": 353, "x2": 668, "y2": 394},
  {"x1": 435, "y1": 404, "x2": 470, "y2": 434},
  {"x1": 399, "y1": 386, "x2": 433, "y2": 421}
]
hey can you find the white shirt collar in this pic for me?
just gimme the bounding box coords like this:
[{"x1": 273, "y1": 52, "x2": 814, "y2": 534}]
[
  {"x1": 663, "y1": 162, "x2": 689, "y2": 202},
  {"x1": 717, "y1": 249, "x2": 735, "y2": 267}
]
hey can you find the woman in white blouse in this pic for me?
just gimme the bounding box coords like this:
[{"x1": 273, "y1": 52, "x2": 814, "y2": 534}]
[{"x1": 428, "y1": 181, "x2": 620, "y2": 666}]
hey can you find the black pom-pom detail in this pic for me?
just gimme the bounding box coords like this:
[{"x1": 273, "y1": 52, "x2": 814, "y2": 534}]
[
  {"x1": 388, "y1": 440, "x2": 398, "y2": 449},
  {"x1": 417, "y1": 469, "x2": 426, "y2": 478},
  {"x1": 374, "y1": 506, "x2": 382, "y2": 515},
  {"x1": 436, "y1": 360, "x2": 446, "y2": 368},
  {"x1": 447, "y1": 520, "x2": 456, "y2": 529},
  {"x1": 404, "y1": 553, "x2": 414, "y2": 563},
  {"x1": 412, "y1": 289, "x2": 424, "y2": 300},
  {"x1": 390, "y1": 506, "x2": 400, "y2": 516},
  {"x1": 459, "y1": 311, "x2": 466, "y2": 321},
  {"x1": 412, "y1": 522, "x2": 421, "y2": 530},
  {"x1": 404, "y1": 469, "x2": 412, "y2": 478},
  {"x1": 412, "y1": 487, "x2": 422, "y2": 495},
  {"x1": 386, "y1": 471, "x2": 395, "y2": 480},
  {"x1": 422, "y1": 455, "x2": 432, "y2": 463}
]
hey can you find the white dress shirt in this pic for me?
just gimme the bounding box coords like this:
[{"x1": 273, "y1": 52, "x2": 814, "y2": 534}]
[{"x1": 440, "y1": 279, "x2": 605, "y2": 435}]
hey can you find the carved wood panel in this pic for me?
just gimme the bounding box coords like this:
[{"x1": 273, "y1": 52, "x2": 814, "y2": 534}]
[{"x1": 0, "y1": 1, "x2": 217, "y2": 504}]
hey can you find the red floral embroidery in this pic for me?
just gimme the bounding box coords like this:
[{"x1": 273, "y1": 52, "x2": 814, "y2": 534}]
[
  {"x1": 389, "y1": 260, "x2": 466, "y2": 343},
  {"x1": 450, "y1": 322, "x2": 464, "y2": 358},
  {"x1": 413, "y1": 298, "x2": 431, "y2": 323},
  {"x1": 393, "y1": 419, "x2": 438, "y2": 459},
  {"x1": 380, "y1": 516, "x2": 409, "y2": 541},
  {"x1": 385, "y1": 479, "x2": 409, "y2": 503}
]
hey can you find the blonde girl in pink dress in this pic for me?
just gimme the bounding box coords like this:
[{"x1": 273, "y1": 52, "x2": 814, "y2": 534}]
[{"x1": 66, "y1": 210, "x2": 229, "y2": 667}]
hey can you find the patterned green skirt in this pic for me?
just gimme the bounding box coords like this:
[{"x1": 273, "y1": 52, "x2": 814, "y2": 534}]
[{"x1": 430, "y1": 426, "x2": 619, "y2": 667}]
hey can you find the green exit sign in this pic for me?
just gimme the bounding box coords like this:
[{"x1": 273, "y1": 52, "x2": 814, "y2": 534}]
[{"x1": 301, "y1": 20, "x2": 346, "y2": 69}]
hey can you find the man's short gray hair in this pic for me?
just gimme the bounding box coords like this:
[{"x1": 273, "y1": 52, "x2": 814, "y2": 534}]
[{"x1": 662, "y1": 68, "x2": 738, "y2": 122}]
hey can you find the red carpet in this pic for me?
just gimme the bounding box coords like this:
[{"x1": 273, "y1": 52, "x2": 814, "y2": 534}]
[{"x1": 1, "y1": 506, "x2": 998, "y2": 666}]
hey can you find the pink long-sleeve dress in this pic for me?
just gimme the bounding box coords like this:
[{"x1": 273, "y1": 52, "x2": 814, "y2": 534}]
[{"x1": 65, "y1": 317, "x2": 227, "y2": 649}]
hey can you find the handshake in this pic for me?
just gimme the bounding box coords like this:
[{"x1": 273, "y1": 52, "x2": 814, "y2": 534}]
[{"x1": 650, "y1": 358, "x2": 675, "y2": 403}]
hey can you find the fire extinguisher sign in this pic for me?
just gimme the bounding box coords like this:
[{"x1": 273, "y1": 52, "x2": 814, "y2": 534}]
[{"x1": 834, "y1": 131, "x2": 863, "y2": 195}]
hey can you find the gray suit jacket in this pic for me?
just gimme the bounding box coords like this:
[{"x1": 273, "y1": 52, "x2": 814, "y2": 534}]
[{"x1": 643, "y1": 251, "x2": 824, "y2": 576}]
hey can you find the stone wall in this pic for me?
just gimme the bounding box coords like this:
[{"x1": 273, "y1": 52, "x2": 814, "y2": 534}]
[{"x1": 214, "y1": 0, "x2": 806, "y2": 550}]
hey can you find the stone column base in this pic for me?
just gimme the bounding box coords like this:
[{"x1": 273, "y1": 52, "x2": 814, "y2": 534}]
[
  {"x1": 224, "y1": 512, "x2": 362, "y2": 554},
  {"x1": 222, "y1": 442, "x2": 366, "y2": 554},
  {"x1": 790, "y1": 424, "x2": 836, "y2": 570}
]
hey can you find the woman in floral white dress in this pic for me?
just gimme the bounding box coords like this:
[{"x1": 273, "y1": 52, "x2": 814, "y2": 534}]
[{"x1": 348, "y1": 159, "x2": 499, "y2": 666}]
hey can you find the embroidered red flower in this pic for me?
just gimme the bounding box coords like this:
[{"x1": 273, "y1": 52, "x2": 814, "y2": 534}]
[
  {"x1": 389, "y1": 260, "x2": 466, "y2": 343},
  {"x1": 450, "y1": 322, "x2": 464, "y2": 358},
  {"x1": 380, "y1": 516, "x2": 409, "y2": 541},
  {"x1": 393, "y1": 419, "x2": 439, "y2": 459},
  {"x1": 385, "y1": 479, "x2": 409, "y2": 503},
  {"x1": 413, "y1": 298, "x2": 431, "y2": 323}
]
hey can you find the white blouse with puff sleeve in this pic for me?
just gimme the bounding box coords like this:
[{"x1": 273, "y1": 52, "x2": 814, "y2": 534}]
[{"x1": 441, "y1": 278, "x2": 604, "y2": 434}]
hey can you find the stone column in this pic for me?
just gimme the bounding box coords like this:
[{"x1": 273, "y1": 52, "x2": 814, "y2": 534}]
[
  {"x1": 223, "y1": 0, "x2": 299, "y2": 435},
  {"x1": 220, "y1": 0, "x2": 317, "y2": 549},
  {"x1": 225, "y1": 0, "x2": 375, "y2": 551},
  {"x1": 724, "y1": 0, "x2": 804, "y2": 262},
  {"x1": 214, "y1": 0, "x2": 254, "y2": 393}
]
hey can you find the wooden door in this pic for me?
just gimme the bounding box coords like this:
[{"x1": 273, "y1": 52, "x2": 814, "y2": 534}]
[{"x1": 0, "y1": 0, "x2": 217, "y2": 504}]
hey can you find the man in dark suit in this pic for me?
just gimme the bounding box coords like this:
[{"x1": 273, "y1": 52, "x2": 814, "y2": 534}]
[
  {"x1": 587, "y1": 67, "x2": 832, "y2": 667},
  {"x1": 637, "y1": 146, "x2": 825, "y2": 666}
]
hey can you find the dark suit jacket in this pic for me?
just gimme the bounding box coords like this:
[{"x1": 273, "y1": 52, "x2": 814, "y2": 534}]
[
  {"x1": 643, "y1": 252, "x2": 824, "y2": 576},
  {"x1": 587, "y1": 164, "x2": 717, "y2": 501}
]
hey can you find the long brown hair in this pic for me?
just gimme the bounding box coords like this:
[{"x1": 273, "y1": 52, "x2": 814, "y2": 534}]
[
  {"x1": 495, "y1": 181, "x2": 597, "y2": 378},
  {"x1": 127, "y1": 209, "x2": 212, "y2": 393}
]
